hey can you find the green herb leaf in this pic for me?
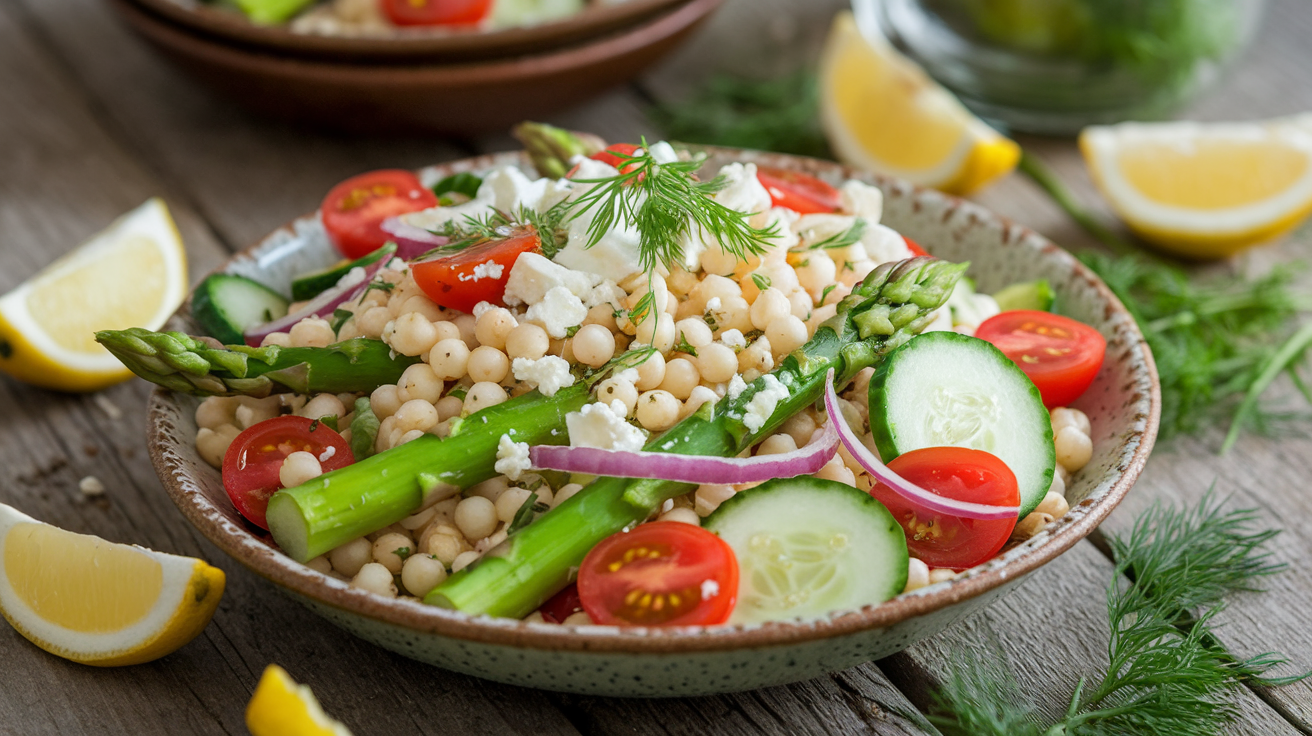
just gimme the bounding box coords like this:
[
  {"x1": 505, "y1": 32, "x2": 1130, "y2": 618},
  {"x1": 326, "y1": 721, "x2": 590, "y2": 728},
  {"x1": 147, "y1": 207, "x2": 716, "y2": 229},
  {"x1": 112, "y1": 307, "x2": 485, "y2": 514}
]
[
  {"x1": 751, "y1": 272, "x2": 772, "y2": 291},
  {"x1": 330, "y1": 308, "x2": 353, "y2": 336},
  {"x1": 507, "y1": 496, "x2": 550, "y2": 536},
  {"x1": 792, "y1": 218, "x2": 867, "y2": 253},
  {"x1": 393, "y1": 546, "x2": 412, "y2": 561},
  {"x1": 348, "y1": 397, "x2": 379, "y2": 460},
  {"x1": 433, "y1": 172, "x2": 483, "y2": 202},
  {"x1": 564, "y1": 324, "x2": 582, "y2": 339},
  {"x1": 817, "y1": 284, "x2": 838, "y2": 307},
  {"x1": 674, "y1": 332, "x2": 699, "y2": 357}
]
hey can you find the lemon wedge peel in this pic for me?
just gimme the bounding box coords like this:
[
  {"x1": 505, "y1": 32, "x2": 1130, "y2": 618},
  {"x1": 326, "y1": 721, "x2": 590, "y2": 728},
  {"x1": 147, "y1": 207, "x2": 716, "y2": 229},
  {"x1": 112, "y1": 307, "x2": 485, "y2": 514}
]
[
  {"x1": 0, "y1": 198, "x2": 188, "y2": 392},
  {"x1": 1081, "y1": 116, "x2": 1312, "y2": 259},
  {"x1": 0, "y1": 502, "x2": 224, "y2": 667},
  {"x1": 820, "y1": 12, "x2": 1020, "y2": 196},
  {"x1": 247, "y1": 665, "x2": 355, "y2": 736}
]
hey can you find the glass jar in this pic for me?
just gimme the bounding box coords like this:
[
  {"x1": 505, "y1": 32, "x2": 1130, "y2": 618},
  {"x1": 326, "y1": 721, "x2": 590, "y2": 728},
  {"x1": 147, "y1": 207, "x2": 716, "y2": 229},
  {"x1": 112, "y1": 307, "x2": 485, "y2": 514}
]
[{"x1": 858, "y1": 0, "x2": 1266, "y2": 134}]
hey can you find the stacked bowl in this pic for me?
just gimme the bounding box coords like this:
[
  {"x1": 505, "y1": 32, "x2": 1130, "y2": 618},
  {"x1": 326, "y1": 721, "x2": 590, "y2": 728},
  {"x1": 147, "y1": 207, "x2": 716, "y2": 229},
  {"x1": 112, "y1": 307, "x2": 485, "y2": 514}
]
[{"x1": 106, "y1": 0, "x2": 722, "y2": 133}]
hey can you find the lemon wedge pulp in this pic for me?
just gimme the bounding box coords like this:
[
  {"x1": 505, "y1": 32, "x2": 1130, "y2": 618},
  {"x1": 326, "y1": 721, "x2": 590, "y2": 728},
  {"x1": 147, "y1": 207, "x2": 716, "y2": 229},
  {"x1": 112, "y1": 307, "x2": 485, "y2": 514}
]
[
  {"x1": 0, "y1": 198, "x2": 188, "y2": 392},
  {"x1": 247, "y1": 665, "x2": 355, "y2": 736},
  {"x1": 1081, "y1": 116, "x2": 1312, "y2": 259},
  {"x1": 819, "y1": 12, "x2": 1020, "y2": 195},
  {"x1": 0, "y1": 502, "x2": 224, "y2": 666}
]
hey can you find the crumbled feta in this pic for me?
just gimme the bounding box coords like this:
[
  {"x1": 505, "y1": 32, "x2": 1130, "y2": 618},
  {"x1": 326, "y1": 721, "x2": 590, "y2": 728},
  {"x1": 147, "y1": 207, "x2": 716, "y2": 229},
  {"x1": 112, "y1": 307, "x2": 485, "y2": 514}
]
[
  {"x1": 318, "y1": 446, "x2": 336, "y2": 463},
  {"x1": 472, "y1": 301, "x2": 496, "y2": 319},
  {"x1": 742, "y1": 374, "x2": 789, "y2": 433},
  {"x1": 700, "y1": 579, "x2": 720, "y2": 599},
  {"x1": 554, "y1": 214, "x2": 645, "y2": 282},
  {"x1": 676, "y1": 222, "x2": 712, "y2": 272},
  {"x1": 525, "y1": 286, "x2": 588, "y2": 338},
  {"x1": 585, "y1": 279, "x2": 627, "y2": 310},
  {"x1": 726, "y1": 374, "x2": 748, "y2": 400},
  {"x1": 503, "y1": 252, "x2": 599, "y2": 306},
  {"x1": 460, "y1": 260, "x2": 504, "y2": 282},
  {"x1": 840, "y1": 180, "x2": 884, "y2": 223},
  {"x1": 720, "y1": 329, "x2": 746, "y2": 350},
  {"x1": 494, "y1": 434, "x2": 531, "y2": 481},
  {"x1": 566, "y1": 400, "x2": 646, "y2": 452},
  {"x1": 512, "y1": 355, "x2": 576, "y2": 397},
  {"x1": 614, "y1": 367, "x2": 640, "y2": 385},
  {"x1": 861, "y1": 223, "x2": 914, "y2": 265},
  {"x1": 483, "y1": 165, "x2": 548, "y2": 213},
  {"x1": 400, "y1": 196, "x2": 494, "y2": 231},
  {"x1": 713, "y1": 162, "x2": 772, "y2": 215},
  {"x1": 706, "y1": 297, "x2": 722, "y2": 311},
  {"x1": 648, "y1": 140, "x2": 679, "y2": 164}
]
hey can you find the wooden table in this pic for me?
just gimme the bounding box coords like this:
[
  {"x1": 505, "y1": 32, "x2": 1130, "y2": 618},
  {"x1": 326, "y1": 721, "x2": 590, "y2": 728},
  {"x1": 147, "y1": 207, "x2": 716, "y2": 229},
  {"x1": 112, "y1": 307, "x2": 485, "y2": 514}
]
[{"x1": 3, "y1": 0, "x2": 1311, "y2": 732}]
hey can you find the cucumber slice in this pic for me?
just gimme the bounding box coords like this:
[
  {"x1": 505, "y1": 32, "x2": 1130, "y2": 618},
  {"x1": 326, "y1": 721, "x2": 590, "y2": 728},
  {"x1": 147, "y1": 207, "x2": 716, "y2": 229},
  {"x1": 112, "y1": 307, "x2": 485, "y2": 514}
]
[
  {"x1": 290, "y1": 243, "x2": 395, "y2": 302},
  {"x1": 705, "y1": 477, "x2": 908, "y2": 625},
  {"x1": 192, "y1": 274, "x2": 289, "y2": 345},
  {"x1": 993, "y1": 279, "x2": 1055, "y2": 312},
  {"x1": 870, "y1": 332, "x2": 1055, "y2": 517}
]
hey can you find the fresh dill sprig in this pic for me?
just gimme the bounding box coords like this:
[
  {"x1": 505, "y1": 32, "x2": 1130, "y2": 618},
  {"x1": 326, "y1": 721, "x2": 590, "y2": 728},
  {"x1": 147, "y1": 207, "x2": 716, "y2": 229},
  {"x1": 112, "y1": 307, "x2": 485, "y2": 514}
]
[
  {"x1": 563, "y1": 142, "x2": 779, "y2": 276},
  {"x1": 423, "y1": 205, "x2": 568, "y2": 260},
  {"x1": 650, "y1": 70, "x2": 831, "y2": 160},
  {"x1": 929, "y1": 491, "x2": 1304, "y2": 736},
  {"x1": 791, "y1": 218, "x2": 868, "y2": 253}
]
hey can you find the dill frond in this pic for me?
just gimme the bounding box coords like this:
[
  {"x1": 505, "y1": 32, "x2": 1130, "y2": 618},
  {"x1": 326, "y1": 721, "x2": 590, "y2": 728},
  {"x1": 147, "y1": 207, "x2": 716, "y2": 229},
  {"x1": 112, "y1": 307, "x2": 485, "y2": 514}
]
[{"x1": 791, "y1": 218, "x2": 868, "y2": 253}]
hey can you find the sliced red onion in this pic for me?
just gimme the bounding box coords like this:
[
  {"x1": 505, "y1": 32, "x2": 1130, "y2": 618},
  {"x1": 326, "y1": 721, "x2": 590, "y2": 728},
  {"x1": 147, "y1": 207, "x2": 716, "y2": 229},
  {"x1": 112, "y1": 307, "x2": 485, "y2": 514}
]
[
  {"x1": 243, "y1": 264, "x2": 378, "y2": 347},
  {"x1": 822, "y1": 369, "x2": 1019, "y2": 520},
  {"x1": 528, "y1": 414, "x2": 839, "y2": 485},
  {"x1": 380, "y1": 216, "x2": 450, "y2": 261}
]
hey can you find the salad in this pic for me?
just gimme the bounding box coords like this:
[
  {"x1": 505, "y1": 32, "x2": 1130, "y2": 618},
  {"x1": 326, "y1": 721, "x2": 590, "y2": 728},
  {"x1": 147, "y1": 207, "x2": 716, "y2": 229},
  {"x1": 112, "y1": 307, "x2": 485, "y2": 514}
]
[
  {"x1": 225, "y1": 0, "x2": 621, "y2": 36},
  {"x1": 100, "y1": 123, "x2": 1103, "y2": 627}
]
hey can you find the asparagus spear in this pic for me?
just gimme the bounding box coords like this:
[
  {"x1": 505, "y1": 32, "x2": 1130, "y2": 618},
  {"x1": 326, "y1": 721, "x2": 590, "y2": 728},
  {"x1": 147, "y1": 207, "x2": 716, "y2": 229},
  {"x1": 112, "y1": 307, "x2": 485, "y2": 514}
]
[
  {"x1": 512, "y1": 122, "x2": 607, "y2": 179},
  {"x1": 425, "y1": 257, "x2": 966, "y2": 618},
  {"x1": 95, "y1": 328, "x2": 420, "y2": 397}
]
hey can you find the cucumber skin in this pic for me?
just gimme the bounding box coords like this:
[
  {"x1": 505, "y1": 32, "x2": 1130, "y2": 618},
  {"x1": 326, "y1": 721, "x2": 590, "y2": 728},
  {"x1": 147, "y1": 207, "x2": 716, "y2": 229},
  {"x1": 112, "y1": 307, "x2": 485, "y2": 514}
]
[
  {"x1": 705, "y1": 476, "x2": 909, "y2": 613},
  {"x1": 291, "y1": 244, "x2": 394, "y2": 301},
  {"x1": 192, "y1": 274, "x2": 289, "y2": 346},
  {"x1": 868, "y1": 332, "x2": 1055, "y2": 517}
]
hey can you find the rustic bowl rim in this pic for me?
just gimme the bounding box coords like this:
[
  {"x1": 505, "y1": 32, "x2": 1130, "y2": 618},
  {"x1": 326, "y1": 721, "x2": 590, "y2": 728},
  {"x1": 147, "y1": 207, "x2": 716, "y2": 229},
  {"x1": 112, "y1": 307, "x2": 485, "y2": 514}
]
[{"x1": 147, "y1": 146, "x2": 1161, "y2": 656}]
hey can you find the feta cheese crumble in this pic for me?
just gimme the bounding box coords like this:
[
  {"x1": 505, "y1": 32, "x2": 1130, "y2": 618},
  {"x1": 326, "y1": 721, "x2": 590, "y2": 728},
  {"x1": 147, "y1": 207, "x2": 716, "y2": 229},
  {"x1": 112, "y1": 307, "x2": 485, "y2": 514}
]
[
  {"x1": 459, "y1": 260, "x2": 504, "y2": 282},
  {"x1": 713, "y1": 162, "x2": 772, "y2": 215},
  {"x1": 512, "y1": 355, "x2": 576, "y2": 397},
  {"x1": 726, "y1": 374, "x2": 748, "y2": 400},
  {"x1": 525, "y1": 286, "x2": 588, "y2": 338},
  {"x1": 494, "y1": 434, "x2": 531, "y2": 481},
  {"x1": 566, "y1": 400, "x2": 647, "y2": 452},
  {"x1": 839, "y1": 179, "x2": 884, "y2": 223},
  {"x1": 720, "y1": 329, "x2": 746, "y2": 350},
  {"x1": 503, "y1": 251, "x2": 598, "y2": 306},
  {"x1": 742, "y1": 374, "x2": 789, "y2": 433},
  {"x1": 861, "y1": 222, "x2": 914, "y2": 265}
]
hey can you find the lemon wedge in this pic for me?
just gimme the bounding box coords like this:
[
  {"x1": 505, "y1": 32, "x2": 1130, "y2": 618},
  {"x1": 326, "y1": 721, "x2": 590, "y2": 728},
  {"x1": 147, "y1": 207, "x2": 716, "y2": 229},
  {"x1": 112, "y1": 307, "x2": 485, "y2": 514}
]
[
  {"x1": 1080, "y1": 116, "x2": 1312, "y2": 259},
  {"x1": 0, "y1": 502, "x2": 224, "y2": 666},
  {"x1": 819, "y1": 12, "x2": 1020, "y2": 195},
  {"x1": 247, "y1": 665, "x2": 355, "y2": 736},
  {"x1": 0, "y1": 198, "x2": 188, "y2": 392}
]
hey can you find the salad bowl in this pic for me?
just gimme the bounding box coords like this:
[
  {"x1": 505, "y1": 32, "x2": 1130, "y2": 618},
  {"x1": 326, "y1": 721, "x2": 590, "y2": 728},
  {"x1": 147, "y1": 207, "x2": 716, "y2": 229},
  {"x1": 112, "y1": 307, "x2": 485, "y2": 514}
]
[{"x1": 145, "y1": 146, "x2": 1159, "y2": 697}]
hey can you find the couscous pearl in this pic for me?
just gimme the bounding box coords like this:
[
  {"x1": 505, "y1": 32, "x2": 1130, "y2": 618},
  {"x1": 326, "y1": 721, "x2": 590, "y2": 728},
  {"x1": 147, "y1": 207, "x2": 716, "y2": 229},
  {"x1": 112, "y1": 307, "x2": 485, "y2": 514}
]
[
  {"x1": 495, "y1": 487, "x2": 532, "y2": 524},
  {"x1": 467, "y1": 346, "x2": 511, "y2": 383},
  {"x1": 1051, "y1": 407, "x2": 1092, "y2": 437},
  {"x1": 371, "y1": 384, "x2": 403, "y2": 419},
  {"x1": 651, "y1": 314, "x2": 677, "y2": 354},
  {"x1": 357, "y1": 306, "x2": 393, "y2": 338},
  {"x1": 595, "y1": 377, "x2": 639, "y2": 417},
  {"x1": 467, "y1": 476, "x2": 509, "y2": 502},
  {"x1": 693, "y1": 274, "x2": 741, "y2": 304},
  {"x1": 329, "y1": 537, "x2": 373, "y2": 577},
  {"x1": 234, "y1": 397, "x2": 280, "y2": 429},
  {"x1": 1055, "y1": 426, "x2": 1093, "y2": 472},
  {"x1": 636, "y1": 390, "x2": 680, "y2": 431},
  {"x1": 475, "y1": 308, "x2": 517, "y2": 350},
  {"x1": 1048, "y1": 472, "x2": 1067, "y2": 499},
  {"x1": 399, "y1": 505, "x2": 439, "y2": 531},
  {"x1": 401, "y1": 554, "x2": 448, "y2": 597},
  {"x1": 699, "y1": 245, "x2": 741, "y2": 276},
  {"x1": 796, "y1": 253, "x2": 838, "y2": 297},
  {"x1": 260, "y1": 332, "x2": 292, "y2": 348},
  {"x1": 674, "y1": 318, "x2": 714, "y2": 348},
  {"x1": 815, "y1": 456, "x2": 856, "y2": 486},
  {"x1": 696, "y1": 343, "x2": 738, "y2": 384},
  {"x1": 396, "y1": 363, "x2": 443, "y2": 405},
  {"x1": 1035, "y1": 491, "x2": 1070, "y2": 519},
  {"x1": 400, "y1": 295, "x2": 444, "y2": 321},
  {"x1": 196, "y1": 425, "x2": 240, "y2": 468},
  {"x1": 660, "y1": 358, "x2": 701, "y2": 400},
  {"x1": 553, "y1": 483, "x2": 584, "y2": 508},
  {"x1": 394, "y1": 399, "x2": 439, "y2": 433},
  {"x1": 779, "y1": 412, "x2": 816, "y2": 448},
  {"x1": 299, "y1": 393, "x2": 345, "y2": 422},
  {"x1": 738, "y1": 337, "x2": 774, "y2": 375},
  {"x1": 351, "y1": 562, "x2": 397, "y2": 597},
  {"x1": 658, "y1": 507, "x2": 701, "y2": 525},
  {"x1": 750, "y1": 288, "x2": 791, "y2": 331},
  {"x1": 463, "y1": 382, "x2": 508, "y2": 414},
  {"x1": 290, "y1": 317, "x2": 336, "y2": 348},
  {"x1": 195, "y1": 397, "x2": 237, "y2": 430},
  {"x1": 454, "y1": 496, "x2": 498, "y2": 541},
  {"x1": 429, "y1": 338, "x2": 471, "y2": 380},
  {"x1": 717, "y1": 297, "x2": 754, "y2": 334},
  {"x1": 584, "y1": 304, "x2": 618, "y2": 331},
  {"x1": 506, "y1": 323, "x2": 550, "y2": 360},
  {"x1": 453, "y1": 314, "x2": 478, "y2": 350},
  {"x1": 904, "y1": 558, "x2": 930, "y2": 593},
  {"x1": 279, "y1": 451, "x2": 322, "y2": 488},
  {"x1": 756, "y1": 434, "x2": 798, "y2": 455},
  {"x1": 433, "y1": 320, "x2": 461, "y2": 343},
  {"x1": 435, "y1": 395, "x2": 464, "y2": 421},
  {"x1": 389, "y1": 313, "x2": 441, "y2": 357},
  {"x1": 695, "y1": 483, "x2": 735, "y2": 517},
  {"x1": 451, "y1": 550, "x2": 481, "y2": 572},
  {"x1": 766, "y1": 315, "x2": 808, "y2": 355},
  {"x1": 634, "y1": 351, "x2": 667, "y2": 391},
  {"x1": 787, "y1": 289, "x2": 812, "y2": 321},
  {"x1": 425, "y1": 533, "x2": 464, "y2": 566},
  {"x1": 306, "y1": 555, "x2": 332, "y2": 575},
  {"x1": 372, "y1": 532, "x2": 414, "y2": 574},
  {"x1": 928, "y1": 568, "x2": 957, "y2": 584},
  {"x1": 572, "y1": 324, "x2": 616, "y2": 367}
]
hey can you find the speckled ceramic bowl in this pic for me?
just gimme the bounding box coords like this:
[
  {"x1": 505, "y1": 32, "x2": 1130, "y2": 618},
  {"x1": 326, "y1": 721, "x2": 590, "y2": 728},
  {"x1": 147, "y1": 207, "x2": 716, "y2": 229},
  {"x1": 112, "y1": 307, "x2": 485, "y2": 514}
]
[{"x1": 146, "y1": 147, "x2": 1160, "y2": 697}]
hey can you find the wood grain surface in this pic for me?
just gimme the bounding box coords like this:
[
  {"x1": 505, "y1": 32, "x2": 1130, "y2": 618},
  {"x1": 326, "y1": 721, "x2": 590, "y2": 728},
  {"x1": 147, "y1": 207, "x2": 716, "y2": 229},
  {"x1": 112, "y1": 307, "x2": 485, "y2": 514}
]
[{"x1": 1, "y1": 0, "x2": 1310, "y2": 732}]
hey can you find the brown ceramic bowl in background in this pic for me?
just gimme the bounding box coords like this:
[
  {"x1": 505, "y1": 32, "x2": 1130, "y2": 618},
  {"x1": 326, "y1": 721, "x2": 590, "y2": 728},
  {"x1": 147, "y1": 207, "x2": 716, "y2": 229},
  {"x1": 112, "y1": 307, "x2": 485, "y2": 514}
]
[
  {"x1": 125, "y1": 0, "x2": 695, "y2": 63},
  {"x1": 145, "y1": 147, "x2": 1160, "y2": 698},
  {"x1": 106, "y1": 0, "x2": 721, "y2": 134}
]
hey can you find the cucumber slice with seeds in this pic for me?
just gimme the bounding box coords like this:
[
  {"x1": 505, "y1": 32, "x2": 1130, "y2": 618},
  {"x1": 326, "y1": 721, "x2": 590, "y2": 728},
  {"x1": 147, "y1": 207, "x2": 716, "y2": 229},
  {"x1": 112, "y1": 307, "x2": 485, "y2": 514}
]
[
  {"x1": 869, "y1": 331, "x2": 1055, "y2": 517},
  {"x1": 192, "y1": 274, "x2": 289, "y2": 346},
  {"x1": 290, "y1": 243, "x2": 396, "y2": 302},
  {"x1": 705, "y1": 477, "x2": 908, "y2": 625}
]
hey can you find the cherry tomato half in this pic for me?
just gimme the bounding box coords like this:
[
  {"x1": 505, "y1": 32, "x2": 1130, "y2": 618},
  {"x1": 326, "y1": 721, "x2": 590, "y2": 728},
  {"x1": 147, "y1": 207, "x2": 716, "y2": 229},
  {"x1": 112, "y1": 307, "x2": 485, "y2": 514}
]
[
  {"x1": 411, "y1": 224, "x2": 541, "y2": 314},
  {"x1": 903, "y1": 236, "x2": 929, "y2": 257},
  {"x1": 221, "y1": 416, "x2": 354, "y2": 530},
  {"x1": 975, "y1": 310, "x2": 1106, "y2": 408},
  {"x1": 321, "y1": 170, "x2": 438, "y2": 259},
  {"x1": 381, "y1": 0, "x2": 492, "y2": 26},
  {"x1": 539, "y1": 583, "x2": 584, "y2": 624},
  {"x1": 756, "y1": 166, "x2": 842, "y2": 214},
  {"x1": 870, "y1": 447, "x2": 1020, "y2": 570},
  {"x1": 590, "y1": 143, "x2": 642, "y2": 173},
  {"x1": 578, "y1": 521, "x2": 739, "y2": 626}
]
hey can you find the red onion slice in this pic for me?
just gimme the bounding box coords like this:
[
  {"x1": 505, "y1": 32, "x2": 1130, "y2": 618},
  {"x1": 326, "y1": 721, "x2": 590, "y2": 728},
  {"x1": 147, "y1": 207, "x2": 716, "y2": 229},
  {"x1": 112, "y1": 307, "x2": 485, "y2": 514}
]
[
  {"x1": 242, "y1": 264, "x2": 379, "y2": 347},
  {"x1": 822, "y1": 368, "x2": 1019, "y2": 520},
  {"x1": 528, "y1": 411, "x2": 839, "y2": 485},
  {"x1": 381, "y1": 216, "x2": 450, "y2": 261}
]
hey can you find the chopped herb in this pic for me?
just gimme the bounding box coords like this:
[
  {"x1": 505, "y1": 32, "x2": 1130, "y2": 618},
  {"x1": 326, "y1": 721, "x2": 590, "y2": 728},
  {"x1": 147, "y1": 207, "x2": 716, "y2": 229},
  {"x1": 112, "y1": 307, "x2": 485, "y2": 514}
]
[
  {"x1": 792, "y1": 218, "x2": 867, "y2": 253},
  {"x1": 564, "y1": 324, "x2": 582, "y2": 339},
  {"x1": 703, "y1": 310, "x2": 719, "y2": 332},
  {"x1": 393, "y1": 546, "x2": 412, "y2": 561},
  {"x1": 817, "y1": 284, "x2": 838, "y2": 307},
  {"x1": 751, "y1": 272, "x2": 772, "y2": 291},
  {"x1": 348, "y1": 398, "x2": 379, "y2": 459},
  {"x1": 628, "y1": 291, "x2": 656, "y2": 324},
  {"x1": 447, "y1": 386, "x2": 468, "y2": 401},
  {"x1": 330, "y1": 308, "x2": 353, "y2": 336},
  {"x1": 317, "y1": 415, "x2": 338, "y2": 432},
  {"x1": 674, "y1": 332, "x2": 699, "y2": 357},
  {"x1": 507, "y1": 496, "x2": 550, "y2": 536}
]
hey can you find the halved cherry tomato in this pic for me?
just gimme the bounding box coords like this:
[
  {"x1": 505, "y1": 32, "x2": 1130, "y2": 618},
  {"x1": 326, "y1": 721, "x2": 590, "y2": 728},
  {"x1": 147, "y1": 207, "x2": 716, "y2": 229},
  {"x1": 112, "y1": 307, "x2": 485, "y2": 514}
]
[
  {"x1": 381, "y1": 0, "x2": 491, "y2": 26},
  {"x1": 975, "y1": 310, "x2": 1106, "y2": 407},
  {"x1": 578, "y1": 521, "x2": 739, "y2": 626},
  {"x1": 870, "y1": 447, "x2": 1020, "y2": 570},
  {"x1": 539, "y1": 583, "x2": 584, "y2": 624},
  {"x1": 590, "y1": 143, "x2": 642, "y2": 173},
  {"x1": 903, "y1": 236, "x2": 929, "y2": 257},
  {"x1": 756, "y1": 166, "x2": 842, "y2": 214},
  {"x1": 222, "y1": 416, "x2": 354, "y2": 530},
  {"x1": 321, "y1": 170, "x2": 438, "y2": 259},
  {"x1": 411, "y1": 224, "x2": 540, "y2": 314}
]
